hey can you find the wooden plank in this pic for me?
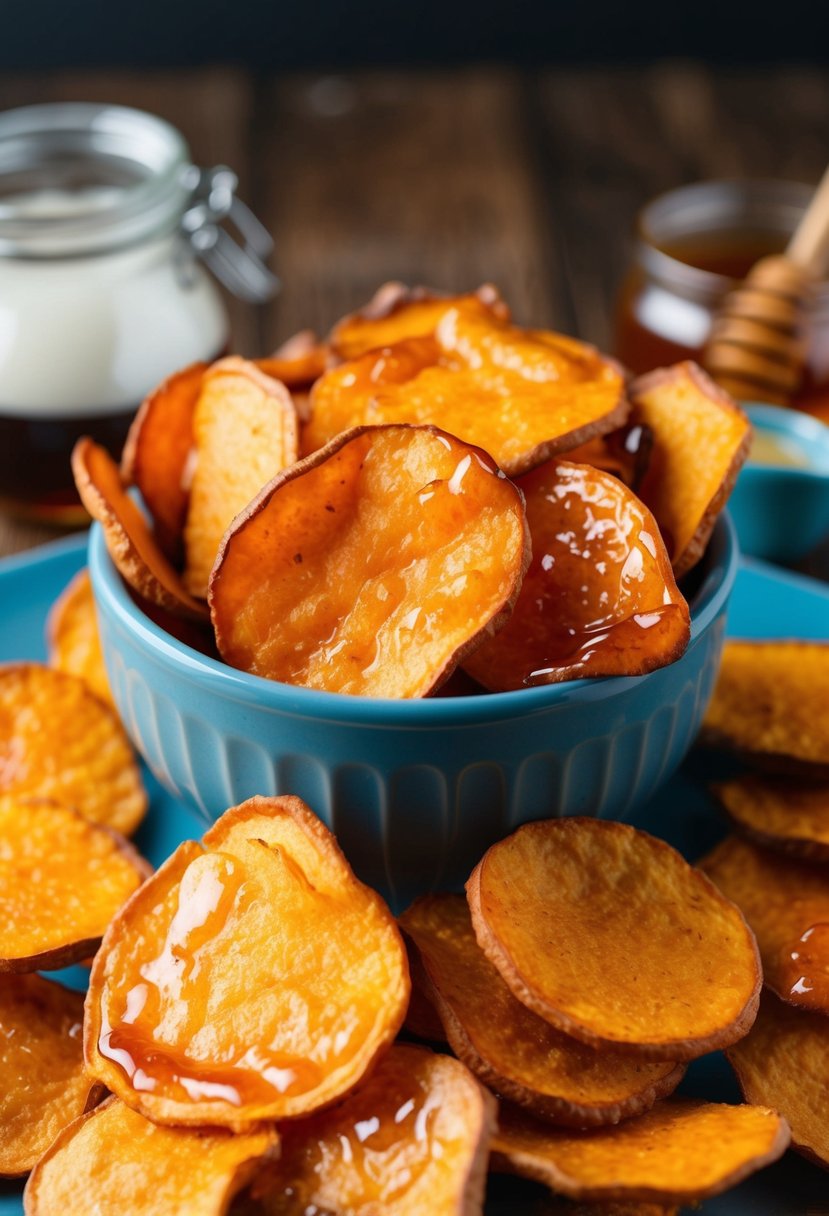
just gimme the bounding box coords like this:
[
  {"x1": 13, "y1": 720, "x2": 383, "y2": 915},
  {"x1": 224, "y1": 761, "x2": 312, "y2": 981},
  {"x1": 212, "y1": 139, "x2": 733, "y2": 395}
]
[{"x1": 256, "y1": 69, "x2": 564, "y2": 346}]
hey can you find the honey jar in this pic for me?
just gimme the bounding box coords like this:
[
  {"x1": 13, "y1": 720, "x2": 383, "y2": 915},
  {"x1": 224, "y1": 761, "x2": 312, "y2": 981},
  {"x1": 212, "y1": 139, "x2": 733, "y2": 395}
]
[
  {"x1": 0, "y1": 103, "x2": 278, "y2": 523},
  {"x1": 614, "y1": 180, "x2": 829, "y2": 417}
]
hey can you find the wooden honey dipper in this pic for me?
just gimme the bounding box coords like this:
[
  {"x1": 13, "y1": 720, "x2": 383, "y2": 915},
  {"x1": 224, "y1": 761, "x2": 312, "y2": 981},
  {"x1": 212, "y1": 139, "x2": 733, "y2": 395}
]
[{"x1": 703, "y1": 166, "x2": 829, "y2": 405}]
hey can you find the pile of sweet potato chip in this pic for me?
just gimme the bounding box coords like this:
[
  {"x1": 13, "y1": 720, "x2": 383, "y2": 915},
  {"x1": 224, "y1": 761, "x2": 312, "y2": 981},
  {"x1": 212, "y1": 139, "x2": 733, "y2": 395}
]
[{"x1": 73, "y1": 283, "x2": 751, "y2": 699}]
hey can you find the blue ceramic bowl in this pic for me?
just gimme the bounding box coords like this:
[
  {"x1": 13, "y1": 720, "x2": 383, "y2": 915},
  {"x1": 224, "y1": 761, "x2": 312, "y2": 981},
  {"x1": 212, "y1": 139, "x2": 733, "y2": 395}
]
[
  {"x1": 89, "y1": 514, "x2": 737, "y2": 908},
  {"x1": 729, "y1": 404, "x2": 829, "y2": 563}
]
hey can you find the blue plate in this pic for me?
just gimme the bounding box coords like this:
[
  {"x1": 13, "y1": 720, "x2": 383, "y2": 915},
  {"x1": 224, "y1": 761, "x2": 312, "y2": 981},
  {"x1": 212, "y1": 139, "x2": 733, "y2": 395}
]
[{"x1": 0, "y1": 534, "x2": 827, "y2": 1215}]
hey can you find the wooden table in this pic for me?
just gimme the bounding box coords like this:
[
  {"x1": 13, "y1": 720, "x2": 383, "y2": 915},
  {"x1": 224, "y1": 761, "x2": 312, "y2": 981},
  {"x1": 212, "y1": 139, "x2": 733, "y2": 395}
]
[{"x1": 2, "y1": 63, "x2": 829, "y2": 561}]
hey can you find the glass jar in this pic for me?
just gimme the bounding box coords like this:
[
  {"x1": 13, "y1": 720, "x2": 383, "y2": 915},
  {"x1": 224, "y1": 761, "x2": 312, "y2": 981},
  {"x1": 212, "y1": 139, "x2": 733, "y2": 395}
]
[
  {"x1": 0, "y1": 103, "x2": 278, "y2": 523},
  {"x1": 614, "y1": 180, "x2": 829, "y2": 418}
]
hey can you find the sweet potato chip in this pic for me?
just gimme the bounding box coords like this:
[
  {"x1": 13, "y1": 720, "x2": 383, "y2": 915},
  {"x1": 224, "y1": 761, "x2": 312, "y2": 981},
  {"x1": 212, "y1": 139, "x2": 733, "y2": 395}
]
[
  {"x1": 183, "y1": 357, "x2": 299, "y2": 598},
  {"x1": 0, "y1": 974, "x2": 102, "y2": 1176},
  {"x1": 85, "y1": 796, "x2": 410, "y2": 1130},
  {"x1": 467, "y1": 819, "x2": 760, "y2": 1059},
  {"x1": 47, "y1": 568, "x2": 112, "y2": 709},
  {"x1": 24, "y1": 1096, "x2": 279, "y2": 1216},
  {"x1": 702, "y1": 641, "x2": 829, "y2": 775},
  {"x1": 462, "y1": 460, "x2": 689, "y2": 690},
  {"x1": 700, "y1": 834, "x2": 829, "y2": 1015},
  {"x1": 629, "y1": 362, "x2": 750, "y2": 577},
  {"x1": 490, "y1": 1098, "x2": 789, "y2": 1205},
  {"x1": 401, "y1": 895, "x2": 684, "y2": 1127},
  {"x1": 121, "y1": 361, "x2": 208, "y2": 561},
  {"x1": 255, "y1": 1045, "x2": 495, "y2": 1215},
  {"x1": 728, "y1": 991, "x2": 829, "y2": 1169},
  {"x1": 0, "y1": 796, "x2": 149, "y2": 972},
  {"x1": 210, "y1": 424, "x2": 529, "y2": 698},
  {"x1": 73, "y1": 439, "x2": 207, "y2": 623},
  {"x1": 565, "y1": 421, "x2": 654, "y2": 491},
  {"x1": 0, "y1": 664, "x2": 146, "y2": 834},
  {"x1": 713, "y1": 774, "x2": 829, "y2": 861},
  {"x1": 329, "y1": 281, "x2": 509, "y2": 359}
]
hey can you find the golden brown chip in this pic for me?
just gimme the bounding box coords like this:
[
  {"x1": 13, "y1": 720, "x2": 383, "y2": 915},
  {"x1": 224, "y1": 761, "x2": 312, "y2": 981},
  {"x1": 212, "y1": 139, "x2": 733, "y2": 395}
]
[
  {"x1": 255, "y1": 1045, "x2": 495, "y2": 1215},
  {"x1": 629, "y1": 362, "x2": 751, "y2": 577},
  {"x1": 24, "y1": 1096, "x2": 279, "y2": 1216},
  {"x1": 728, "y1": 991, "x2": 829, "y2": 1169},
  {"x1": 121, "y1": 361, "x2": 208, "y2": 561},
  {"x1": 713, "y1": 774, "x2": 829, "y2": 861},
  {"x1": 183, "y1": 357, "x2": 299, "y2": 599},
  {"x1": 47, "y1": 568, "x2": 113, "y2": 709},
  {"x1": 490, "y1": 1098, "x2": 789, "y2": 1205},
  {"x1": 702, "y1": 641, "x2": 829, "y2": 775},
  {"x1": 256, "y1": 344, "x2": 330, "y2": 389},
  {"x1": 700, "y1": 834, "x2": 829, "y2": 1015},
  {"x1": 0, "y1": 796, "x2": 149, "y2": 972},
  {"x1": 0, "y1": 664, "x2": 146, "y2": 835},
  {"x1": 85, "y1": 796, "x2": 410, "y2": 1130},
  {"x1": 467, "y1": 819, "x2": 761, "y2": 1059},
  {"x1": 462, "y1": 460, "x2": 689, "y2": 690},
  {"x1": 565, "y1": 421, "x2": 654, "y2": 491},
  {"x1": 401, "y1": 895, "x2": 684, "y2": 1127},
  {"x1": 72, "y1": 438, "x2": 208, "y2": 622},
  {"x1": 210, "y1": 424, "x2": 529, "y2": 698},
  {"x1": 0, "y1": 974, "x2": 102, "y2": 1177}
]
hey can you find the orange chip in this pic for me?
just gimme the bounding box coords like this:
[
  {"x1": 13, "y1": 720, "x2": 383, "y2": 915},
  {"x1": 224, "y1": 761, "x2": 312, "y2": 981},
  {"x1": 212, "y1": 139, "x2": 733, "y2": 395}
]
[
  {"x1": 121, "y1": 361, "x2": 208, "y2": 561},
  {"x1": 0, "y1": 664, "x2": 146, "y2": 835},
  {"x1": 210, "y1": 424, "x2": 529, "y2": 698},
  {"x1": 402, "y1": 939, "x2": 448, "y2": 1042},
  {"x1": 565, "y1": 421, "x2": 654, "y2": 491},
  {"x1": 24, "y1": 1096, "x2": 279, "y2": 1216},
  {"x1": 256, "y1": 336, "x2": 330, "y2": 389},
  {"x1": 467, "y1": 819, "x2": 760, "y2": 1059},
  {"x1": 85, "y1": 796, "x2": 410, "y2": 1130},
  {"x1": 256, "y1": 1045, "x2": 495, "y2": 1215},
  {"x1": 0, "y1": 796, "x2": 149, "y2": 972},
  {"x1": 712, "y1": 774, "x2": 829, "y2": 861},
  {"x1": 728, "y1": 991, "x2": 829, "y2": 1169},
  {"x1": 72, "y1": 439, "x2": 208, "y2": 623},
  {"x1": 0, "y1": 974, "x2": 102, "y2": 1177},
  {"x1": 490, "y1": 1098, "x2": 789, "y2": 1205},
  {"x1": 329, "y1": 281, "x2": 509, "y2": 359},
  {"x1": 183, "y1": 357, "x2": 299, "y2": 598},
  {"x1": 462, "y1": 460, "x2": 689, "y2": 690},
  {"x1": 47, "y1": 569, "x2": 113, "y2": 709},
  {"x1": 629, "y1": 362, "x2": 751, "y2": 577},
  {"x1": 702, "y1": 641, "x2": 829, "y2": 775},
  {"x1": 700, "y1": 834, "x2": 829, "y2": 1016},
  {"x1": 401, "y1": 895, "x2": 684, "y2": 1127}
]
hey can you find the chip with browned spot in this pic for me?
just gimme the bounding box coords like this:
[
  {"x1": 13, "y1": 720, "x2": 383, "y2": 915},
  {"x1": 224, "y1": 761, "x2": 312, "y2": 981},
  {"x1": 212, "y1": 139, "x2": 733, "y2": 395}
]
[
  {"x1": 0, "y1": 974, "x2": 103, "y2": 1177},
  {"x1": 0, "y1": 797, "x2": 149, "y2": 972},
  {"x1": 0, "y1": 664, "x2": 146, "y2": 835},
  {"x1": 401, "y1": 894, "x2": 684, "y2": 1127},
  {"x1": 47, "y1": 569, "x2": 113, "y2": 710},
  {"x1": 210, "y1": 424, "x2": 529, "y2": 698},
  {"x1": 467, "y1": 819, "x2": 760, "y2": 1059},
  {"x1": 629, "y1": 362, "x2": 750, "y2": 577},
  {"x1": 254, "y1": 1045, "x2": 495, "y2": 1215},
  {"x1": 712, "y1": 774, "x2": 829, "y2": 861},
  {"x1": 462, "y1": 460, "x2": 689, "y2": 690},
  {"x1": 23, "y1": 1096, "x2": 279, "y2": 1216},
  {"x1": 490, "y1": 1098, "x2": 789, "y2": 1205},
  {"x1": 85, "y1": 796, "x2": 410, "y2": 1130}
]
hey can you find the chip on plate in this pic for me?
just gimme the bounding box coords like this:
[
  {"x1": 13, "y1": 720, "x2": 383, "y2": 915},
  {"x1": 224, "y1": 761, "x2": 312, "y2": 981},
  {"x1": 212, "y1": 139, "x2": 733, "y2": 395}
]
[
  {"x1": 210, "y1": 424, "x2": 530, "y2": 698},
  {"x1": 0, "y1": 664, "x2": 146, "y2": 835},
  {"x1": 23, "y1": 1096, "x2": 279, "y2": 1216},
  {"x1": 467, "y1": 819, "x2": 761, "y2": 1059},
  {"x1": 85, "y1": 796, "x2": 410, "y2": 1130},
  {"x1": 255, "y1": 1044, "x2": 495, "y2": 1215},
  {"x1": 0, "y1": 974, "x2": 102, "y2": 1177},
  {"x1": 47, "y1": 568, "x2": 113, "y2": 709},
  {"x1": 0, "y1": 797, "x2": 149, "y2": 972},
  {"x1": 712, "y1": 774, "x2": 829, "y2": 861},
  {"x1": 490, "y1": 1098, "x2": 789, "y2": 1205},
  {"x1": 629, "y1": 362, "x2": 751, "y2": 577},
  {"x1": 401, "y1": 894, "x2": 684, "y2": 1127},
  {"x1": 462, "y1": 460, "x2": 690, "y2": 689}
]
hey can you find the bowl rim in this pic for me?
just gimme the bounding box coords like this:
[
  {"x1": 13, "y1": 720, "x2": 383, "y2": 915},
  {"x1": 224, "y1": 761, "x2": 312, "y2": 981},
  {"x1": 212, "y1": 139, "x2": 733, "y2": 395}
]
[
  {"x1": 88, "y1": 511, "x2": 738, "y2": 727},
  {"x1": 743, "y1": 403, "x2": 829, "y2": 479}
]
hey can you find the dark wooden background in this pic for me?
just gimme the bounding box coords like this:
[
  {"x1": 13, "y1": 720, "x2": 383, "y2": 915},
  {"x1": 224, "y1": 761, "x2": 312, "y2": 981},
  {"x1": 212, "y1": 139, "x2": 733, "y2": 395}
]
[{"x1": 2, "y1": 64, "x2": 829, "y2": 556}]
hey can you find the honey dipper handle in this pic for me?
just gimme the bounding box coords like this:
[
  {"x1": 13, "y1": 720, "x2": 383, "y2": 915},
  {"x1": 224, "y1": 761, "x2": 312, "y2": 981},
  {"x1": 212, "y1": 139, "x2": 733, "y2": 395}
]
[{"x1": 786, "y1": 165, "x2": 829, "y2": 274}]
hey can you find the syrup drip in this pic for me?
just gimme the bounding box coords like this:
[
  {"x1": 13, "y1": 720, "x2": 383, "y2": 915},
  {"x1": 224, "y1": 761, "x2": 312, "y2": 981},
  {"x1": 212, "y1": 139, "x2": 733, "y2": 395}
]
[{"x1": 780, "y1": 923, "x2": 829, "y2": 1012}]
